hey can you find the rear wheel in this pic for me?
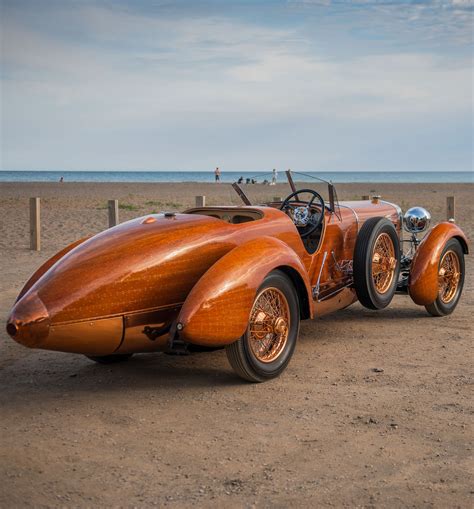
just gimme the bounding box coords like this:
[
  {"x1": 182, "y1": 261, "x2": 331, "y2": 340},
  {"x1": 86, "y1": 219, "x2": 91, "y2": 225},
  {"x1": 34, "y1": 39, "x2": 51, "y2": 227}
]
[
  {"x1": 353, "y1": 217, "x2": 401, "y2": 310},
  {"x1": 226, "y1": 270, "x2": 299, "y2": 382},
  {"x1": 86, "y1": 354, "x2": 133, "y2": 364},
  {"x1": 425, "y1": 239, "x2": 464, "y2": 317}
]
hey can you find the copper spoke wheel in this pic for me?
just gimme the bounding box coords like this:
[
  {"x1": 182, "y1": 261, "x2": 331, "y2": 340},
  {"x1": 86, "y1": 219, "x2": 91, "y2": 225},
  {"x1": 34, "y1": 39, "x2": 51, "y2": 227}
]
[
  {"x1": 248, "y1": 287, "x2": 290, "y2": 363},
  {"x1": 437, "y1": 250, "x2": 461, "y2": 304},
  {"x1": 226, "y1": 270, "x2": 299, "y2": 382},
  {"x1": 353, "y1": 217, "x2": 400, "y2": 310},
  {"x1": 372, "y1": 232, "x2": 396, "y2": 294},
  {"x1": 425, "y1": 238, "x2": 465, "y2": 317}
]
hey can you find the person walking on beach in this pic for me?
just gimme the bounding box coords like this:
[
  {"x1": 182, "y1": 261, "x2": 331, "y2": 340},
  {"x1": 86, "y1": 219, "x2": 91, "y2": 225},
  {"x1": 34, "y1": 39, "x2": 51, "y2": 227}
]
[
  {"x1": 271, "y1": 168, "x2": 277, "y2": 185},
  {"x1": 214, "y1": 167, "x2": 221, "y2": 182}
]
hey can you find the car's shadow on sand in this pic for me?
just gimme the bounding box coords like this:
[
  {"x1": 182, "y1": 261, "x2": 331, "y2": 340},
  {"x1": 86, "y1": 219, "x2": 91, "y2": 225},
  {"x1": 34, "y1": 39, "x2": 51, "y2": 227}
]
[
  {"x1": 0, "y1": 346, "x2": 245, "y2": 403},
  {"x1": 315, "y1": 303, "x2": 431, "y2": 322},
  {"x1": 0, "y1": 303, "x2": 443, "y2": 406}
]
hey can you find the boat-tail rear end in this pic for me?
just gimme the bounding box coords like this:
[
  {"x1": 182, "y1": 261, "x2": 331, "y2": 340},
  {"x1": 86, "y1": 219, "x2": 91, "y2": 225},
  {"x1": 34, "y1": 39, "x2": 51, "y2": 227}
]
[{"x1": 6, "y1": 213, "x2": 235, "y2": 355}]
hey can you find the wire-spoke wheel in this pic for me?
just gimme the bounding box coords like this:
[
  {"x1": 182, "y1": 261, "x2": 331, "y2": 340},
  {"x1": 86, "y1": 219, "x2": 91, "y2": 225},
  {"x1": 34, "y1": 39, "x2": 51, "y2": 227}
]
[
  {"x1": 438, "y1": 250, "x2": 461, "y2": 304},
  {"x1": 354, "y1": 217, "x2": 401, "y2": 310},
  {"x1": 425, "y1": 239, "x2": 465, "y2": 317},
  {"x1": 248, "y1": 287, "x2": 290, "y2": 363},
  {"x1": 226, "y1": 270, "x2": 299, "y2": 382},
  {"x1": 372, "y1": 233, "x2": 397, "y2": 294}
]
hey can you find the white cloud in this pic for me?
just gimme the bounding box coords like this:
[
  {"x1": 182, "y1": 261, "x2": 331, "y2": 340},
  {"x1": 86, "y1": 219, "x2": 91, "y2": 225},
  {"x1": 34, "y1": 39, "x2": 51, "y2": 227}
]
[
  {"x1": 0, "y1": 2, "x2": 472, "y2": 170},
  {"x1": 2, "y1": 6, "x2": 470, "y2": 122}
]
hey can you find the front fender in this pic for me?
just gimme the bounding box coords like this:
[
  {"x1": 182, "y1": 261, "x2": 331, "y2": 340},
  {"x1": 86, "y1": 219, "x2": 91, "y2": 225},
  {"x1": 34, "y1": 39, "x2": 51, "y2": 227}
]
[
  {"x1": 16, "y1": 236, "x2": 91, "y2": 302},
  {"x1": 409, "y1": 222, "x2": 469, "y2": 305},
  {"x1": 178, "y1": 237, "x2": 312, "y2": 346}
]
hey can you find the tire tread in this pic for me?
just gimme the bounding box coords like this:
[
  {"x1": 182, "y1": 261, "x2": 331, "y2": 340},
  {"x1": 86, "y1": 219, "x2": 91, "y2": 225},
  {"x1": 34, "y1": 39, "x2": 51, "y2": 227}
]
[
  {"x1": 424, "y1": 238, "x2": 464, "y2": 317},
  {"x1": 226, "y1": 341, "x2": 264, "y2": 383},
  {"x1": 225, "y1": 270, "x2": 299, "y2": 383},
  {"x1": 353, "y1": 217, "x2": 400, "y2": 310}
]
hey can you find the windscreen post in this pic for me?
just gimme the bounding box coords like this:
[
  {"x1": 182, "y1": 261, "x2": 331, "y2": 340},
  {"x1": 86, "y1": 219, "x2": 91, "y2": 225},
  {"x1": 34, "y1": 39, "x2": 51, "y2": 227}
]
[
  {"x1": 232, "y1": 182, "x2": 252, "y2": 205},
  {"x1": 285, "y1": 170, "x2": 297, "y2": 193},
  {"x1": 328, "y1": 182, "x2": 335, "y2": 212}
]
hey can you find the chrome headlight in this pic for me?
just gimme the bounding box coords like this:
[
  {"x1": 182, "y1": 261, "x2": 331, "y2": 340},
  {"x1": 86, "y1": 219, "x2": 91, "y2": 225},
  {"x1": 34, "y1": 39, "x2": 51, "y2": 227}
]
[{"x1": 403, "y1": 207, "x2": 431, "y2": 234}]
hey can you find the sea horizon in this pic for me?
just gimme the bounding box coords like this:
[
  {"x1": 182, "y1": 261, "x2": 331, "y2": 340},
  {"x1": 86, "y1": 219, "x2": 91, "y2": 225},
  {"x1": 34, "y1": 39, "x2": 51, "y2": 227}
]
[{"x1": 0, "y1": 170, "x2": 472, "y2": 184}]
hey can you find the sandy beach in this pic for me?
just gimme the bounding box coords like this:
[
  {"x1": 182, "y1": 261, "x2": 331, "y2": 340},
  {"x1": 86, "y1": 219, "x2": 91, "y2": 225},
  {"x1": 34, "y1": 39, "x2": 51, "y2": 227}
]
[{"x1": 0, "y1": 181, "x2": 472, "y2": 508}]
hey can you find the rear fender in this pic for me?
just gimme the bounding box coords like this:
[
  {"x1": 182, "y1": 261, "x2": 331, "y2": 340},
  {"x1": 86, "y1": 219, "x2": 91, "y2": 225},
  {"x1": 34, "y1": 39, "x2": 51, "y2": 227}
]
[
  {"x1": 409, "y1": 222, "x2": 469, "y2": 305},
  {"x1": 17, "y1": 236, "x2": 91, "y2": 302},
  {"x1": 178, "y1": 237, "x2": 312, "y2": 346}
]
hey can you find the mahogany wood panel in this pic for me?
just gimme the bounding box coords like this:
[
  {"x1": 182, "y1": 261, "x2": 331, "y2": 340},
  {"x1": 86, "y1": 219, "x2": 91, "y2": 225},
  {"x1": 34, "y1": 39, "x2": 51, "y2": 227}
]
[
  {"x1": 409, "y1": 222, "x2": 469, "y2": 305},
  {"x1": 25, "y1": 214, "x2": 234, "y2": 324},
  {"x1": 46, "y1": 316, "x2": 123, "y2": 355},
  {"x1": 17, "y1": 236, "x2": 91, "y2": 302},
  {"x1": 6, "y1": 290, "x2": 50, "y2": 348},
  {"x1": 178, "y1": 236, "x2": 312, "y2": 346},
  {"x1": 7, "y1": 208, "x2": 308, "y2": 352},
  {"x1": 7, "y1": 198, "x2": 405, "y2": 355}
]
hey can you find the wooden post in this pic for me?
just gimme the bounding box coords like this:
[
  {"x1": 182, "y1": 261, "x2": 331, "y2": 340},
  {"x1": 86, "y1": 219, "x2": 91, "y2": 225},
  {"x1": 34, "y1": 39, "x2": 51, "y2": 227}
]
[
  {"x1": 108, "y1": 200, "x2": 119, "y2": 227},
  {"x1": 29, "y1": 197, "x2": 41, "y2": 251},
  {"x1": 195, "y1": 195, "x2": 206, "y2": 207},
  {"x1": 446, "y1": 196, "x2": 455, "y2": 220},
  {"x1": 362, "y1": 195, "x2": 369, "y2": 200}
]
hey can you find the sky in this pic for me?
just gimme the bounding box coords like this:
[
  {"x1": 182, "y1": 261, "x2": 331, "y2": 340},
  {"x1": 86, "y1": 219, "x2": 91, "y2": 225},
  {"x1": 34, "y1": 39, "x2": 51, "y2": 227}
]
[{"x1": 0, "y1": 0, "x2": 472, "y2": 172}]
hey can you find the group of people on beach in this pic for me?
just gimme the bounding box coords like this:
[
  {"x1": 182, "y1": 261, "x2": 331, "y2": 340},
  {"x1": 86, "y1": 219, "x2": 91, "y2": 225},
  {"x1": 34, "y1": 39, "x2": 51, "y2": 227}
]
[{"x1": 215, "y1": 167, "x2": 282, "y2": 185}]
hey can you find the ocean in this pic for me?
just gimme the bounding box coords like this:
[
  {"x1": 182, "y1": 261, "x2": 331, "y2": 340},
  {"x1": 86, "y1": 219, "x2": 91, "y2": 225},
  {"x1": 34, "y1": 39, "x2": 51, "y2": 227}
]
[{"x1": 0, "y1": 170, "x2": 471, "y2": 184}]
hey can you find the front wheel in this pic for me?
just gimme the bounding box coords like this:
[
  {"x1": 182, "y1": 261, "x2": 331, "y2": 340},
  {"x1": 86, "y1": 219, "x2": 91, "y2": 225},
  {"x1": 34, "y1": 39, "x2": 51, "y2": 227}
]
[
  {"x1": 425, "y1": 239, "x2": 465, "y2": 317},
  {"x1": 353, "y1": 217, "x2": 401, "y2": 310},
  {"x1": 226, "y1": 270, "x2": 300, "y2": 382}
]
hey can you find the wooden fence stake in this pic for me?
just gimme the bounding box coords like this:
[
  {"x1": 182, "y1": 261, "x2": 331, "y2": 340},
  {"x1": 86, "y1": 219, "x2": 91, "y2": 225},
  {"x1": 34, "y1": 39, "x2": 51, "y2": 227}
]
[
  {"x1": 195, "y1": 195, "x2": 206, "y2": 207},
  {"x1": 108, "y1": 200, "x2": 119, "y2": 227},
  {"x1": 446, "y1": 196, "x2": 455, "y2": 221},
  {"x1": 29, "y1": 197, "x2": 41, "y2": 251}
]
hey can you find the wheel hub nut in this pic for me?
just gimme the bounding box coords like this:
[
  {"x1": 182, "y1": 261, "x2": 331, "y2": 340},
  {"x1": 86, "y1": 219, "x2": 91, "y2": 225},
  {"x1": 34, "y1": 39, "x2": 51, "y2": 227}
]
[{"x1": 274, "y1": 317, "x2": 287, "y2": 335}]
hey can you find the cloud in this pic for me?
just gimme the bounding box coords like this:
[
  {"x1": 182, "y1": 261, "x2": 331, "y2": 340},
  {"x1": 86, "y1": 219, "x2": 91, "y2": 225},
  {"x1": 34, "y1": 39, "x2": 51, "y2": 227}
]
[
  {"x1": 289, "y1": 0, "x2": 473, "y2": 46},
  {"x1": 291, "y1": 0, "x2": 473, "y2": 6},
  {"x1": 2, "y1": 5, "x2": 470, "y2": 118},
  {"x1": 0, "y1": 1, "x2": 472, "y2": 170}
]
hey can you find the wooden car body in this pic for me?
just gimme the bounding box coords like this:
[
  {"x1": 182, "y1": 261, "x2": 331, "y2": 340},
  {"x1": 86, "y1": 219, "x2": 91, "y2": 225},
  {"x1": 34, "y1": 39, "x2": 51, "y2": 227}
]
[{"x1": 6, "y1": 182, "x2": 468, "y2": 362}]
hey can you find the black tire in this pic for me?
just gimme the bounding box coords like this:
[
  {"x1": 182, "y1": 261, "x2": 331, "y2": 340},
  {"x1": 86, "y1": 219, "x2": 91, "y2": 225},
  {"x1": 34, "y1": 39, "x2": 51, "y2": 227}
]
[
  {"x1": 425, "y1": 239, "x2": 465, "y2": 317},
  {"x1": 226, "y1": 270, "x2": 300, "y2": 382},
  {"x1": 86, "y1": 353, "x2": 133, "y2": 364},
  {"x1": 353, "y1": 217, "x2": 401, "y2": 310}
]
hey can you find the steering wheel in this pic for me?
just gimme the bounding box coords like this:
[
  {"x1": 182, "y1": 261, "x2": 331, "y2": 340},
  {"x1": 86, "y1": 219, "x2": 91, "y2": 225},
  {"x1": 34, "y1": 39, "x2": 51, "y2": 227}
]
[{"x1": 280, "y1": 189, "x2": 325, "y2": 238}]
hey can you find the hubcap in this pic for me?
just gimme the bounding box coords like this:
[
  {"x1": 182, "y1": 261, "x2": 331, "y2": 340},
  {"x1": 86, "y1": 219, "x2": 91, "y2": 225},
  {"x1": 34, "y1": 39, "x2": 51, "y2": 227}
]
[
  {"x1": 248, "y1": 287, "x2": 290, "y2": 363},
  {"x1": 438, "y1": 250, "x2": 461, "y2": 304},
  {"x1": 372, "y1": 233, "x2": 396, "y2": 294}
]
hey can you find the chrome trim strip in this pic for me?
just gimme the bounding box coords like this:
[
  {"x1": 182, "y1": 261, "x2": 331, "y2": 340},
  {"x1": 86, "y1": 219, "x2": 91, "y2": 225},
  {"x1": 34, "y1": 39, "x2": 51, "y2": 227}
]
[{"x1": 317, "y1": 281, "x2": 354, "y2": 302}]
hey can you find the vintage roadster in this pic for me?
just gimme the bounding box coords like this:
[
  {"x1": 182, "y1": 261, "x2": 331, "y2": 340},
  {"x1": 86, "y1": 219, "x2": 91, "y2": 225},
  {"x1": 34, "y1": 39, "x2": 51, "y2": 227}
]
[{"x1": 6, "y1": 172, "x2": 468, "y2": 382}]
